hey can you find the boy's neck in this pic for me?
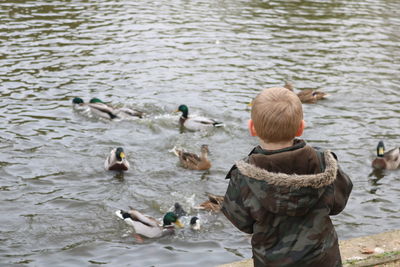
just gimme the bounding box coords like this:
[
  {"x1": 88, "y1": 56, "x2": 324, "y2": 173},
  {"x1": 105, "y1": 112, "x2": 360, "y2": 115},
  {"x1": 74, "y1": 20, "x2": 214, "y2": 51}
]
[{"x1": 259, "y1": 139, "x2": 294, "y2": 151}]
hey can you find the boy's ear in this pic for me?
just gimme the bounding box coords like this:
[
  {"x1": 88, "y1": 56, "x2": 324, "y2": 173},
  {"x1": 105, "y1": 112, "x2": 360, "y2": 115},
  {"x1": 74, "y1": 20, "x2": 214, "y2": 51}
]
[
  {"x1": 248, "y1": 119, "x2": 258, "y2": 136},
  {"x1": 295, "y1": 120, "x2": 305, "y2": 137}
]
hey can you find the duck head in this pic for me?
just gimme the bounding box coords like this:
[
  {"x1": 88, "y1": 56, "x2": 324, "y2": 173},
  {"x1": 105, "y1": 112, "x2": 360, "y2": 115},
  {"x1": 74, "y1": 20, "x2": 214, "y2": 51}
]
[
  {"x1": 372, "y1": 141, "x2": 386, "y2": 169},
  {"x1": 163, "y1": 212, "x2": 184, "y2": 228},
  {"x1": 176, "y1": 105, "x2": 189, "y2": 118},
  {"x1": 201, "y1": 144, "x2": 210, "y2": 154},
  {"x1": 89, "y1": 98, "x2": 105, "y2": 104},
  {"x1": 190, "y1": 216, "x2": 201, "y2": 230},
  {"x1": 72, "y1": 97, "x2": 84, "y2": 104},
  {"x1": 115, "y1": 147, "x2": 126, "y2": 161}
]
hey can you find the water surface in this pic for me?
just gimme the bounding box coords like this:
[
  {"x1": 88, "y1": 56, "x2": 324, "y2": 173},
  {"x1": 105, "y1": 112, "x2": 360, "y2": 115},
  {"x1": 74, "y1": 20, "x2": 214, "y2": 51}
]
[{"x1": 1, "y1": 0, "x2": 400, "y2": 266}]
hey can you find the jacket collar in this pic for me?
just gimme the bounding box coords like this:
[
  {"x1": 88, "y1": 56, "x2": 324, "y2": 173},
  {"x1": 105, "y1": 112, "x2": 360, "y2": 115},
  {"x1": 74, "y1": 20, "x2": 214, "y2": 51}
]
[
  {"x1": 236, "y1": 150, "x2": 338, "y2": 189},
  {"x1": 248, "y1": 139, "x2": 306, "y2": 156}
]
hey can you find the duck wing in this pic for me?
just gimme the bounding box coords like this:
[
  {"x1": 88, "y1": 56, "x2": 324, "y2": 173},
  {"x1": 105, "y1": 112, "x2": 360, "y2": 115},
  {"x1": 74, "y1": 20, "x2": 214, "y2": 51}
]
[
  {"x1": 104, "y1": 148, "x2": 116, "y2": 170},
  {"x1": 180, "y1": 152, "x2": 204, "y2": 169},
  {"x1": 88, "y1": 103, "x2": 118, "y2": 119},
  {"x1": 115, "y1": 209, "x2": 162, "y2": 238},
  {"x1": 207, "y1": 193, "x2": 224, "y2": 205},
  {"x1": 184, "y1": 116, "x2": 224, "y2": 130},
  {"x1": 181, "y1": 151, "x2": 201, "y2": 162},
  {"x1": 384, "y1": 147, "x2": 400, "y2": 169},
  {"x1": 114, "y1": 107, "x2": 144, "y2": 119}
]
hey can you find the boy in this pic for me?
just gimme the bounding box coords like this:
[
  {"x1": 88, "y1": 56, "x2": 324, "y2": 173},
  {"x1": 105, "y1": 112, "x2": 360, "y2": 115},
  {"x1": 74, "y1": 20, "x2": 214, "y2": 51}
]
[{"x1": 222, "y1": 87, "x2": 353, "y2": 267}]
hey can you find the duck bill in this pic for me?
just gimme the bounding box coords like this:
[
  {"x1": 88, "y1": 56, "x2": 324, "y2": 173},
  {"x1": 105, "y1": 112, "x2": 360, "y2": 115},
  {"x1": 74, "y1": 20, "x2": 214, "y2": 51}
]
[
  {"x1": 120, "y1": 152, "x2": 126, "y2": 159},
  {"x1": 174, "y1": 219, "x2": 184, "y2": 228},
  {"x1": 377, "y1": 147, "x2": 384, "y2": 157}
]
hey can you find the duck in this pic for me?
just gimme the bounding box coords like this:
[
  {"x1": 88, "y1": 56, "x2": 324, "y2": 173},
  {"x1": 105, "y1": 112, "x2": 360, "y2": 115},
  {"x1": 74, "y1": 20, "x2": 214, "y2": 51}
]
[
  {"x1": 72, "y1": 97, "x2": 117, "y2": 120},
  {"x1": 89, "y1": 98, "x2": 144, "y2": 119},
  {"x1": 195, "y1": 193, "x2": 224, "y2": 212},
  {"x1": 371, "y1": 141, "x2": 400, "y2": 170},
  {"x1": 173, "y1": 202, "x2": 187, "y2": 217},
  {"x1": 284, "y1": 82, "x2": 328, "y2": 104},
  {"x1": 104, "y1": 147, "x2": 130, "y2": 171},
  {"x1": 170, "y1": 144, "x2": 211, "y2": 170},
  {"x1": 115, "y1": 209, "x2": 184, "y2": 239},
  {"x1": 190, "y1": 216, "x2": 201, "y2": 230},
  {"x1": 176, "y1": 104, "x2": 224, "y2": 131}
]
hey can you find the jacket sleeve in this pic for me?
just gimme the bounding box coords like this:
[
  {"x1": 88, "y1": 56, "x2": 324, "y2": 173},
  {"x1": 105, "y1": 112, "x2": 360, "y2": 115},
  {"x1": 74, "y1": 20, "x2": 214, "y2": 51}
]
[
  {"x1": 221, "y1": 167, "x2": 255, "y2": 234},
  {"x1": 330, "y1": 164, "x2": 353, "y2": 215}
]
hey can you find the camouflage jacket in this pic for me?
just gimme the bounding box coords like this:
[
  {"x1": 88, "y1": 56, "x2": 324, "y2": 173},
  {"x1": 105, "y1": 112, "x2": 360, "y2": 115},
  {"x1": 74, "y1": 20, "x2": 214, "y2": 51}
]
[{"x1": 222, "y1": 139, "x2": 353, "y2": 267}]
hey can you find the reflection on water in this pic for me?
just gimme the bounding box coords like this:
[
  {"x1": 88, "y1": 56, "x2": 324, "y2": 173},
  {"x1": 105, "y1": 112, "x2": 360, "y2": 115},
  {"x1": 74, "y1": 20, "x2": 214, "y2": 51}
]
[{"x1": 1, "y1": 0, "x2": 400, "y2": 266}]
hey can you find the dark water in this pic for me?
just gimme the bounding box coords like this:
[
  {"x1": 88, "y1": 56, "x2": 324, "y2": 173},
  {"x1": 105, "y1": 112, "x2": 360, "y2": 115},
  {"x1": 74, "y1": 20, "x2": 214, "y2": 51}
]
[{"x1": 1, "y1": 0, "x2": 399, "y2": 266}]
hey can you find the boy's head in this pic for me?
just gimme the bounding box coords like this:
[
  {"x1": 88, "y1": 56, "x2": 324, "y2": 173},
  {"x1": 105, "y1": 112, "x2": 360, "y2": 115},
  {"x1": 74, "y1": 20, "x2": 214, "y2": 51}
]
[{"x1": 250, "y1": 87, "x2": 304, "y2": 142}]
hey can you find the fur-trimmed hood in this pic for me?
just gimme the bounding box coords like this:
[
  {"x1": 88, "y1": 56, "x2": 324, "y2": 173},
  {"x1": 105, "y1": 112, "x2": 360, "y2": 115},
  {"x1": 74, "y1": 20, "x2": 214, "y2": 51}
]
[
  {"x1": 233, "y1": 150, "x2": 338, "y2": 216},
  {"x1": 236, "y1": 150, "x2": 338, "y2": 189}
]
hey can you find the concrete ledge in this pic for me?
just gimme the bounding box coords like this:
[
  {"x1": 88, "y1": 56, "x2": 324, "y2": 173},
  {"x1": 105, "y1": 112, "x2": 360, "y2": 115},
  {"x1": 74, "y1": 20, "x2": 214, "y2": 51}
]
[{"x1": 218, "y1": 229, "x2": 400, "y2": 267}]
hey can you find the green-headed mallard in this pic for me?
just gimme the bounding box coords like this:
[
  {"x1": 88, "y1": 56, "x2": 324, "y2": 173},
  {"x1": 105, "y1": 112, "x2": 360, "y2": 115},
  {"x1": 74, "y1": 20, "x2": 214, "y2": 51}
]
[
  {"x1": 104, "y1": 147, "x2": 130, "y2": 171},
  {"x1": 284, "y1": 82, "x2": 328, "y2": 104},
  {"x1": 176, "y1": 104, "x2": 224, "y2": 131},
  {"x1": 72, "y1": 97, "x2": 117, "y2": 120},
  {"x1": 115, "y1": 209, "x2": 183, "y2": 239},
  {"x1": 195, "y1": 193, "x2": 224, "y2": 212},
  {"x1": 171, "y1": 144, "x2": 211, "y2": 170},
  {"x1": 90, "y1": 98, "x2": 144, "y2": 119},
  {"x1": 372, "y1": 141, "x2": 400, "y2": 170}
]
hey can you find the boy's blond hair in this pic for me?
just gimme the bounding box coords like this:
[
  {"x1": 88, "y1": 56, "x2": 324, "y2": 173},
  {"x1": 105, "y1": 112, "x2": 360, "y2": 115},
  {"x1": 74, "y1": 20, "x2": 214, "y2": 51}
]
[{"x1": 251, "y1": 87, "x2": 303, "y2": 142}]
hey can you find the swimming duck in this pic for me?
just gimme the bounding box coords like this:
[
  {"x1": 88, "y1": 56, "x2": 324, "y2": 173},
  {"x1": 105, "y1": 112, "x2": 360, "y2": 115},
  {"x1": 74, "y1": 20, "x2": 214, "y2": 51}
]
[
  {"x1": 72, "y1": 97, "x2": 117, "y2": 120},
  {"x1": 176, "y1": 104, "x2": 224, "y2": 131},
  {"x1": 104, "y1": 147, "x2": 130, "y2": 171},
  {"x1": 115, "y1": 209, "x2": 183, "y2": 239},
  {"x1": 90, "y1": 98, "x2": 144, "y2": 119},
  {"x1": 371, "y1": 141, "x2": 400, "y2": 170},
  {"x1": 190, "y1": 216, "x2": 201, "y2": 230},
  {"x1": 173, "y1": 202, "x2": 187, "y2": 217},
  {"x1": 284, "y1": 82, "x2": 327, "y2": 104},
  {"x1": 171, "y1": 144, "x2": 211, "y2": 170},
  {"x1": 195, "y1": 193, "x2": 224, "y2": 212}
]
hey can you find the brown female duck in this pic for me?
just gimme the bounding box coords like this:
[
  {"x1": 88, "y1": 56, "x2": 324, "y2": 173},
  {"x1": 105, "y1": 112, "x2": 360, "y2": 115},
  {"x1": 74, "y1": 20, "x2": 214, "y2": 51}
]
[
  {"x1": 171, "y1": 144, "x2": 211, "y2": 170},
  {"x1": 196, "y1": 193, "x2": 224, "y2": 212},
  {"x1": 284, "y1": 82, "x2": 327, "y2": 104}
]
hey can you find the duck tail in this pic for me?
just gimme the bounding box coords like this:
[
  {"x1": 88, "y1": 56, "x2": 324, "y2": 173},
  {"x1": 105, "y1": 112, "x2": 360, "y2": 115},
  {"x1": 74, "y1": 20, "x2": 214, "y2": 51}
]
[
  {"x1": 169, "y1": 146, "x2": 181, "y2": 157},
  {"x1": 108, "y1": 112, "x2": 118, "y2": 119},
  {"x1": 115, "y1": 210, "x2": 130, "y2": 220},
  {"x1": 213, "y1": 121, "x2": 225, "y2": 127}
]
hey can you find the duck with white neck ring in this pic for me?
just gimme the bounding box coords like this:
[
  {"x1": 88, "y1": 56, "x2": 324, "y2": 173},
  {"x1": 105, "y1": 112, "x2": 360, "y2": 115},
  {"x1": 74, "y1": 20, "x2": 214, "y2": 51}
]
[
  {"x1": 105, "y1": 147, "x2": 130, "y2": 171},
  {"x1": 176, "y1": 104, "x2": 224, "y2": 131},
  {"x1": 372, "y1": 141, "x2": 400, "y2": 170}
]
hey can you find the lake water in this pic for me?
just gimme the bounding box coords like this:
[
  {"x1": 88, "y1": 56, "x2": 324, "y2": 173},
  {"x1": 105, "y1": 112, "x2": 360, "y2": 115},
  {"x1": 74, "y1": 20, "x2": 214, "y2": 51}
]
[{"x1": 1, "y1": 0, "x2": 399, "y2": 266}]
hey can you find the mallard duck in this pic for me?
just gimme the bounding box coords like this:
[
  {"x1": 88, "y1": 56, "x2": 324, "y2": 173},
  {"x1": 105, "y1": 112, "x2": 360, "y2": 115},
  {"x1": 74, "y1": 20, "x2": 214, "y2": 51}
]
[
  {"x1": 171, "y1": 144, "x2": 211, "y2": 170},
  {"x1": 90, "y1": 98, "x2": 144, "y2": 119},
  {"x1": 176, "y1": 104, "x2": 224, "y2": 131},
  {"x1": 173, "y1": 202, "x2": 187, "y2": 217},
  {"x1": 104, "y1": 147, "x2": 130, "y2": 171},
  {"x1": 195, "y1": 193, "x2": 224, "y2": 212},
  {"x1": 115, "y1": 209, "x2": 183, "y2": 239},
  {"x1": 190, "y1": 216, "x2": 201, "y2": 230},
  {"x1": 372, "y1": 141, "x2": 400, "y2": 170},
  {"x1": 284, "y1": 82, "x2": 327, "y2": 104},
  {"x1": 72, "y1": 97, "x2": 117, "y2": 120}
]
